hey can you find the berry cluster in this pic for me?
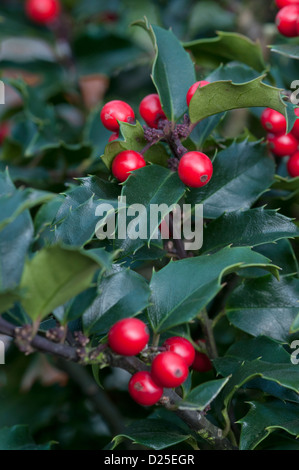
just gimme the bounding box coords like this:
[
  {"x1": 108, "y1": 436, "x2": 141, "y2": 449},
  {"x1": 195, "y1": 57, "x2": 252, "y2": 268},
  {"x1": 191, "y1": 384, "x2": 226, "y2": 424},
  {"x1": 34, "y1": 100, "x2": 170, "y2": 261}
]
[
  {"x1": 261, "y1": 107, "x2": 299, "y2": 177},
  {"x1": 100, "y1": 81, "x2": 214, "y2": 188},
  {"x1": 107, "y1": 318, "x2": 212, "y2": 406},
  {"x1": 275, "y1": 0, "x2": 299, "y2": 37}
]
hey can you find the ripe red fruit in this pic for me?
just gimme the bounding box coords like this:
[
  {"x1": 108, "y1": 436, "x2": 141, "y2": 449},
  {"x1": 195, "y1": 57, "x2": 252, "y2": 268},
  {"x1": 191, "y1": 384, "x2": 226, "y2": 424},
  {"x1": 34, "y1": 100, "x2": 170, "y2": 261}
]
[
  {"x1": 108, "y1": 318, "x2": 150, "y2": 356},
  {"x1": 163, "y1": 337, "x2": 195, "y2": 367},
  {"x1": 276, "y1": 0, "x2": 299, "y2": 9},
  {"x1": 267, "y1": 133, "x2": 299, "y2": 157},
  {"x1": 291, "y1": 108, "x2": 299, "y2": 139},
  {"x1": 186, "y1": 80, "x2": 210, "y2": 106},
  {"x1": 192, "y1": 351, "x2": 213, "y2": 373},
  {"x1": 139, "y1": 94, "x2": 166, "y2": 129},
  {"x1": 128, "y1": 371, "x2": 163, "y2": 406},
  {"x1": 178, "y1": 151, "x2": 213, "y2": 188},
  {"x1": 287, "y1": 152, "x2": 299, "y2": 177},
  {"x1": 108, "y1": 132, "x2": 119, "y2": 142},
  {"x1": 275, "y1": 5, "x2": 299, "y2": 37},
  {"x1": 100, "y1": 100, "x2": 135, "y2": 132},
  {"x1": 261, "y1": 108, "x2": 286, "y2": 135},
  {"x1": 0, "y1": 122, "x2": 10, "y2": 144},
  {"x1": 151, "y1": 352, "x2": 189, "y2": 388},
  {"x1": 25, "y1": 0, "x2": 60, "y2": 24},
  {"x1": 112, "y1": 150, "x2": 146, "y2": 182}
]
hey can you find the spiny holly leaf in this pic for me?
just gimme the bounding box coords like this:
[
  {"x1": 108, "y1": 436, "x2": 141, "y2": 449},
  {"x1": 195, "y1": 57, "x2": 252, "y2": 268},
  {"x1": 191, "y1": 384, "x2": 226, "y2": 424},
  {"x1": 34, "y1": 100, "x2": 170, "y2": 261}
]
[
  {"x1": 0, "y1": 171, "x2": 34, "y2": 290},
  {"x1": 202, "y1": 208, "x2": 299, "y2": 253},
  {"x1": 83, "y1": 267, "x2": 151, "y2": 334},
  {"x1": 148, "y1": 247, "x2": 279, "y2": 333},
  {"x1": 101, "y1": 121, "x2": 169, "y2": 170},
  {"x1": 114, "y1": 164, "x2": 186, "y2": 257},
  {"x1": 133, "y1": 18, "x2": 196, "y2": 122},
  {"x1": 249, "y1": 240, "x2": 299, "y2": 278},
  {"x1": 238, "y1": 400, "x2": 299, "y2": 450},
  {"x1": 184, "y1": 31, "x2": 266, "y2": 72},
  {"x1": 227, "y1": 275, "x2": 299, "y2": 341},
  {"x1": 0, "y1": 184, "x2": 54, "y2": 232},
  {"x1": 270, "y1": 44, "x2": 299, "y2": 60},
  {"x1": 112, "y1": 419, "x2": 194, "y2": 450},
  {"x1": 0, "y1": 425, "x2": 54, "y2": 450},
  {"x1": 189, "y1": 76, "x2": 297, "y2": 133},
  {"x1": 226, "y1": 336, "x2": 292, "y2": 363},
  {"x1": 186, "y1": 141, "x2": 275, "y2": 219},
  {"x1": 52, "y1": 176, "x2": 120, "y2": 247},
  {"x1": 20, "y1": 245, "x2": 113, "y2": 321},
  {"x1": 206, "y1": 62, "x2": 261, "y2": 83},
  {"x1": 272, "y1": 175, "x2": 299, "y2": 194},
  {"x1": 225, "y1": 336, "x2": 299, "y2": 404},
  {"x1": 214, "y1": 356, "x2": 299, "y2": 414},
  {"x1": 178, "y1": 378, "x2": 230, "y2": 411}
]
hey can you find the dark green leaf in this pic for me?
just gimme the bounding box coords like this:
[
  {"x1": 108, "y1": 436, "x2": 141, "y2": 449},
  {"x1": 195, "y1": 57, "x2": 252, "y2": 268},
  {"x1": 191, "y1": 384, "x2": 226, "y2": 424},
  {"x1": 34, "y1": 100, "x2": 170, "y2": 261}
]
[
  {"x1": 83, "y1": 267, "x2": 151, "y2": 334},
  {"x1": 134, "y1": 18, "x2": 196, "y2": 121},
  {"x1": 186, "y1": 141, "x2": 275, "y2": 219},
  {"x1": 202, "y1": 208, "x2": 299, "y2": 253},
  {"x1": 239, "y1": 400, "x2": 299, "y2": 450},
  {"x1": 0, "y1": 425, "x2": 54, "y2": 450},
  {"x1": 227, "y1": 275, "x2": 299, "y2": 341},
  {"x1": 184, "y1": 31, "x2": 266, "y2": 72},
  {"x1": 178, "y1": 378, "x2": 230, "y2": 411},
  {"x1": 148, "y1": 247, "x2": 278, "y2": 333},
  {"x1": 112, "y1": 419, "x2": 193, "y2": 450}
]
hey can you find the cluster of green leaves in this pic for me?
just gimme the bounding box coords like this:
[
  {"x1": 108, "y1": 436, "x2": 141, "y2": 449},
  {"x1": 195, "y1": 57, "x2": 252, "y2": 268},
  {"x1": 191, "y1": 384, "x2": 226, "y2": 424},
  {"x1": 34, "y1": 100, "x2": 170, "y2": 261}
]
[{"x1": 0, "y1": 0, "x2": 299, "y2": 451}]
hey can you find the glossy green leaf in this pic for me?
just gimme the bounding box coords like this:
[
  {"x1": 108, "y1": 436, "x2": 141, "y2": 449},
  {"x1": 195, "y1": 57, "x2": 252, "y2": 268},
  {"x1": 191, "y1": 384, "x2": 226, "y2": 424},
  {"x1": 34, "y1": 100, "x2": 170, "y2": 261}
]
[
  {"x1": 202, "y1": 208, "x2": 299, "y2": 253},
  {"x1": 148, "y1": 247, "x2": 278, "y2": 333},
  {"x1": 239, "y1": 400, "x2": 299, "y2": 450},
  {"x1": 189, "y1": 76, "x2": 297, "y2": 132},
  {"x1": 271, "y1": 44, "x2": 299, "y2": 60},
  {"x1": 184, "y1": 31, "x2": 266, "y2": 72},
  {"x1": 186, "y1": 141, "x2": 275, "y2": 219},
  {"x1": 101, "y1": 121, "x2": 169, "y2": 170},
  {"x1": 0, "y1": 425, "x2": 54, "y2": 450},
  {"x1": 52, "y1": 176, "x2": 120, "y2": 247},
  {"x1": 112, "y1": 419, "x2": 193, "y2": 450},
  {"x1": 83, "y1": 267, "x2": 151, "y2": 334},
  {"x1": 115, "y1": 164, "x2": 186, "y2": 257},
  {"x1": 20, "y1": 245, "x2": 112, "y2": 321},
  {"x1": 227, "y1": 275, "x2": 299, "y2": 341},
  {"x1": 134, "y1": 18, "x2": 196, "y2": 121},
  {"x1": 178, "y1": 378, "x2": 230, "y2": 411},
  {"x1": 0, "y1": 290, "x2": 21, "y2": 315}
]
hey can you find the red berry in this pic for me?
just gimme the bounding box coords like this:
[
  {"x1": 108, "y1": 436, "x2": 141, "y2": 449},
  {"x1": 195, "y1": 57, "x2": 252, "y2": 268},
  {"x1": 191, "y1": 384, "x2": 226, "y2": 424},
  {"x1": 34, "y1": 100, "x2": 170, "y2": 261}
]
[
  {"x1": 112, "y1": 150, "x2": 146, "y2": 182},
  {"x1": 261, "y1": 108, "x2": 286, "y2": 135},
  {"x1": 0, "y1": 122, "x2": 10, "y2": 144},
  {"x1": 276, "y1": 0, "x2": 299, "y2": 9},
  {"x1": 186, "y1": 80, "x2": 210, "y2": 106},
  {"x1": 178, "y1": 151, "x2": 213, "y2": 188},
  {"x1": 108, "y1": 318, "x2": 150, "y2": 356},
  {"x1": 128, "y1": 371, "x2": 163, "y2": 406},
  {"x1": 291, "y1": 108, "x2": 299, "y2": 139},
  {"x1": 25, "y1": 0, "x2": 60, "y2": 24},
  {"x1": 163, "y1": 337, "x2": 195, "y2": 367},
  {"x1": 100, "y1": 100, "x2": 135, "y2": 132},
  {"x1": 108, "y1": 132, "x2": 119, "y2": 142},
  {"x1": 275, "y1": 5, "x2": 299, "y2": 37},
  {"x1": 287, "y1": 151, "x2": 299, "y2": 177},
  {"x1": 192, "y1": 351, "x2": 213, "y2": 373},
  {"x1": 151, "y1": 352, "x2": 189, "y2": 388},
  {"x1": 267, "y1": 133, "x2": 299, "y2": 157},
  {"x1": 139, "y1": 94, "x2": 166, "y2": 129}
]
